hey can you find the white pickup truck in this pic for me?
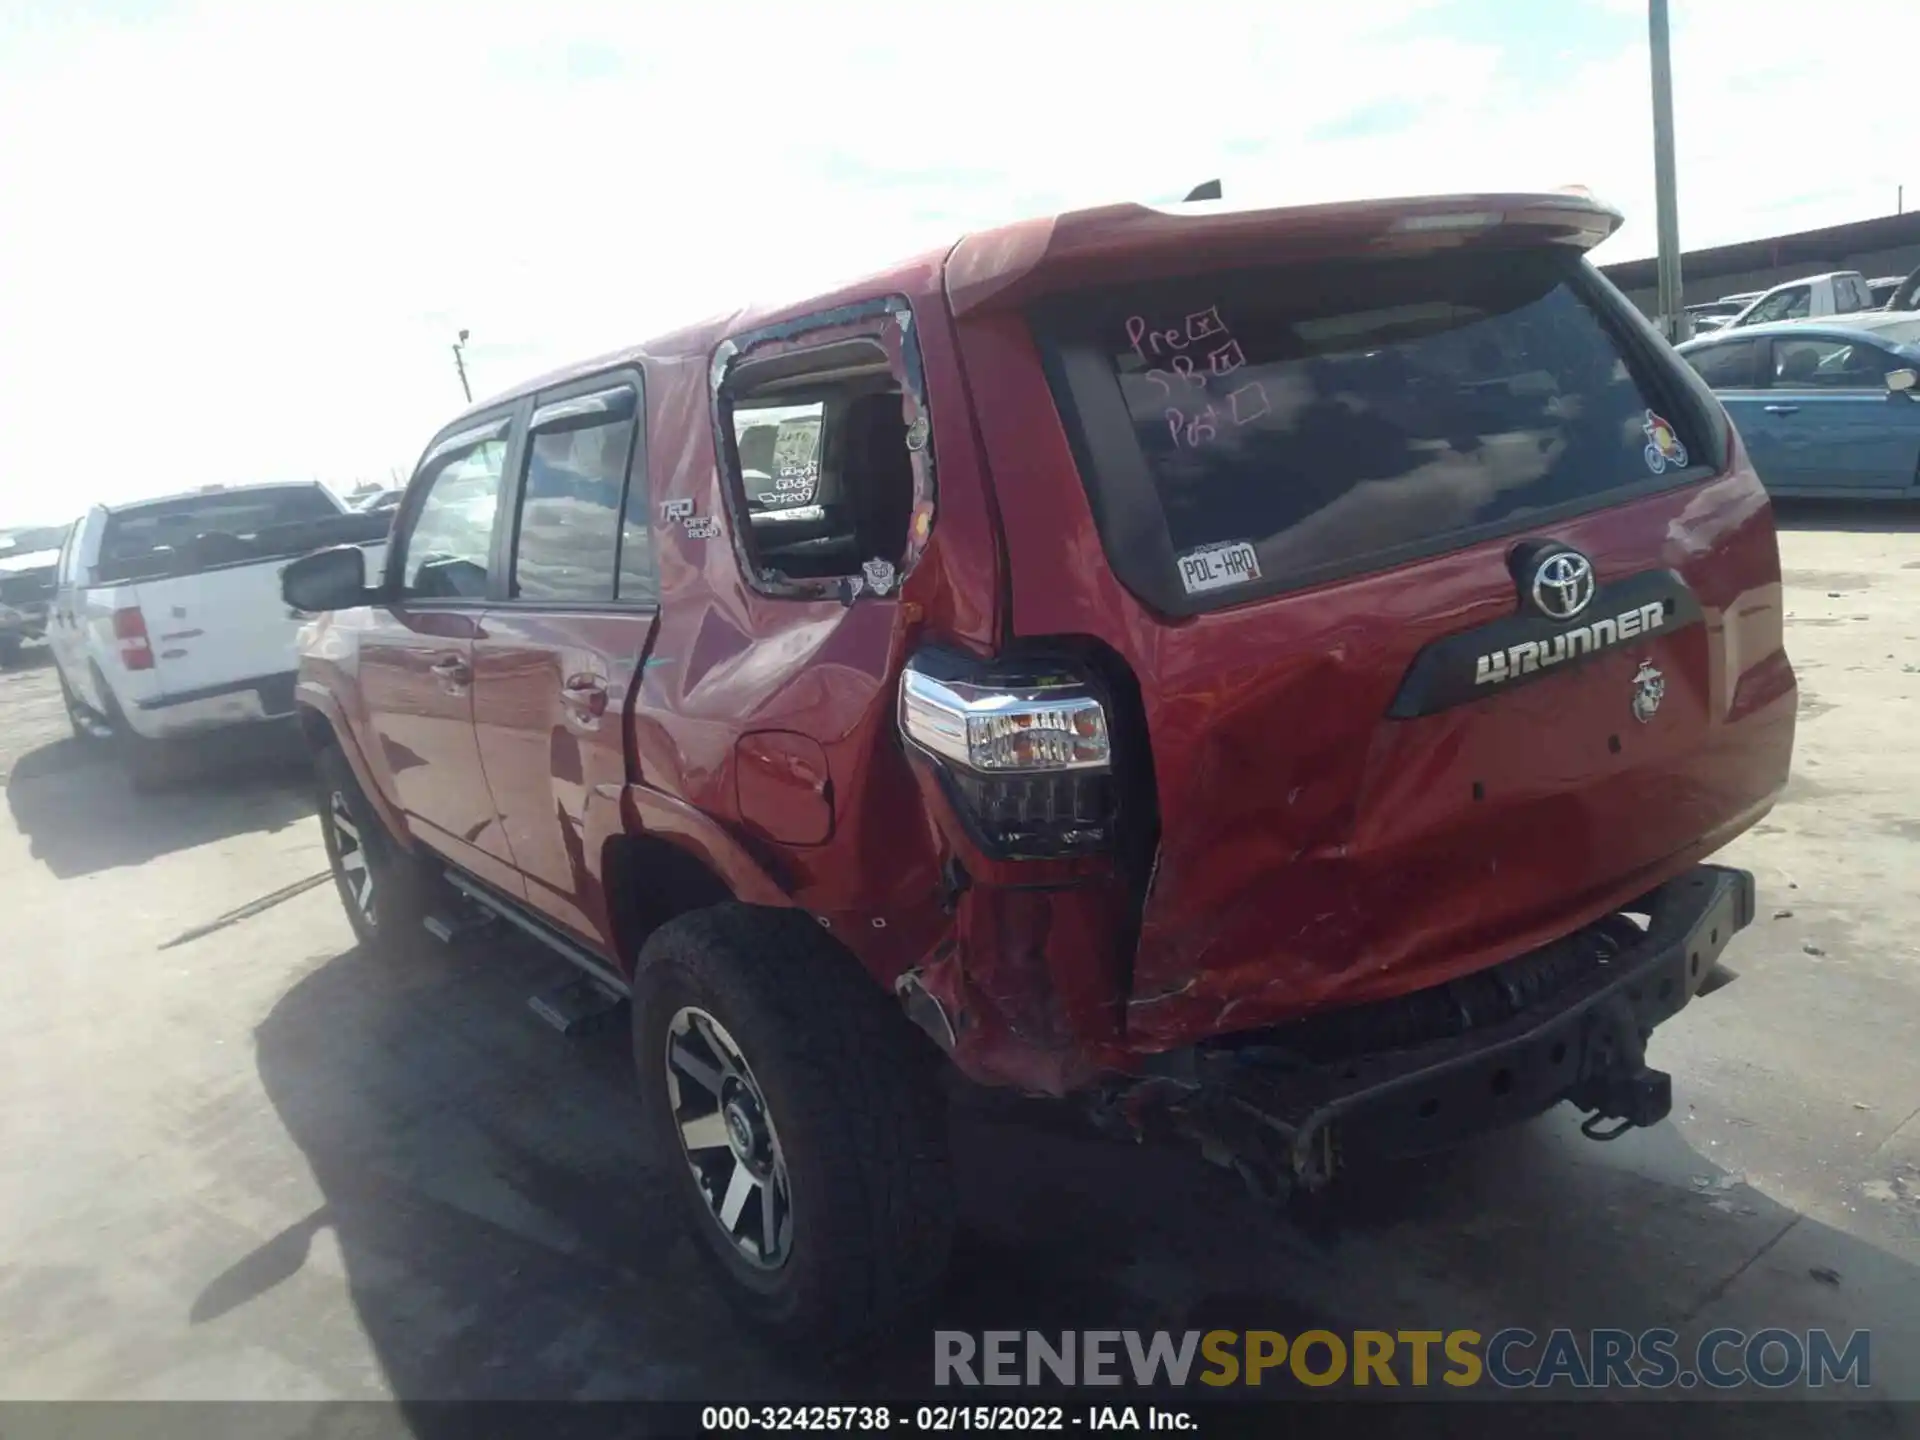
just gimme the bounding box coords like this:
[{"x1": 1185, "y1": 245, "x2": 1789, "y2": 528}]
[
  {"x1": 1725, "y1": 270, "x2": 1878, "y2": 329},
  {"x1": 49, "y1": 482, "x2": 388, "y2": 786}
]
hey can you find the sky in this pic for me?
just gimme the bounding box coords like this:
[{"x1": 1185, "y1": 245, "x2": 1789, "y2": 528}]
[{"x1": 0, "y1": 0, "x2": 1912, "y2": 523}]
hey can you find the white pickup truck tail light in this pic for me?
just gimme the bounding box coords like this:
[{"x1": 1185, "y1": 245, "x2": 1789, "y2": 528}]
[
  {"x1": 899, "y1": 649, "x2": 1115, "y2": 857},
  {"x1": 112, "y1": 605, "x2": 154, "y2": 672}
]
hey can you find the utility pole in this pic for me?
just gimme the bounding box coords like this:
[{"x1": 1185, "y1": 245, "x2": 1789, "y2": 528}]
[
  {"x1": 1649, "y1": 0, "x2": 1685, "y2": 341},
  {"x1": 451, "y1": 329, "x2": 473, "y2": 403}
]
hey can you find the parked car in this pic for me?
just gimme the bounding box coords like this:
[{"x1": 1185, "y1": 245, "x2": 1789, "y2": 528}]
[
  {"x1": 286, "y1": 189, "x2": 1795, "y2": 1351},
  {"x1": 0, "y1": 523, "x2": 71, "y2": 666},
  {"x1": 1724, "y1": 271, "x2": 1876, "y2": 328},
  {"x1": 1868, "y1": 275, "x2": 1906, "y2": 308},
  {"x1": 50, "y1": 482, "x2": 389, "y2": 786},
  {"x1": 1676, "y1": 313, "x2": 1920, "y2": 497},
  {"x1": 1686, "y1": 295, "x2": 1766, "y2": 336}
]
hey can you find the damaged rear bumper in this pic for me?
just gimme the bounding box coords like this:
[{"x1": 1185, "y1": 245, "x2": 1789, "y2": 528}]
[{"x1": 1105, "y1": 864, "x2": 1756, "y2": 1194}]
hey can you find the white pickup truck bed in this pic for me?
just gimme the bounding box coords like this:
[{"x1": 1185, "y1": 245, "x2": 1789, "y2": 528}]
[{"x1": 51, "y1": 483, "x2": 388, "y2": 759}]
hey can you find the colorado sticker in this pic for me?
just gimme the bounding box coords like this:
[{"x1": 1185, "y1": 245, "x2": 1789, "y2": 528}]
[
  {"x1": 1642, "y1": 411, "x2": 1688, "y2": 474},
  {"x1": 1177, "y1": 539, "x2": 1261, "y2": 596}
]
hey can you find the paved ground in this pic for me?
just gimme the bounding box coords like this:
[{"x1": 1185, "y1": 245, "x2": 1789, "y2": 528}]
[{"x1": 1, "y1": 504, "x2": 1917, "y2": 1418}]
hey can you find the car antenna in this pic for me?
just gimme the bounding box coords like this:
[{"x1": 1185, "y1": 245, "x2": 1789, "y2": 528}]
[{"x1": 1183, "y1": 179, "x2": 1223, "y2": 202}]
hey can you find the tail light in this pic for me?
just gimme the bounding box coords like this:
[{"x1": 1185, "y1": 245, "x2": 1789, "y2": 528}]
[
  {"x1": 113, "y1": 605, "x2": 154, "y2": 671},
  {"x1": 899, "y1": 648, "x2": 1114, "y2": 857}
]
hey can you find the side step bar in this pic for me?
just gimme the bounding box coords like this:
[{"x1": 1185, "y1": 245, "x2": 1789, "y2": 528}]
[{"x1": 440, "y1": 869, "x2": 632, "y2": 1003}]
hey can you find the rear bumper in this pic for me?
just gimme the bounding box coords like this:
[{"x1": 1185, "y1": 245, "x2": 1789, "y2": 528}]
[
  {"x1": 127, "y1": 671, "x2": 299, "y2": 738},
  {"x1": 1116, "y1": 865, "x2": 1755, "y2": 1190}
]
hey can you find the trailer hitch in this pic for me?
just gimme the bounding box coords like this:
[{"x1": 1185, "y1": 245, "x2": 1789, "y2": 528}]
[{"x1": 1564, "y1": 994, "x2": 1673, "y2": 1141}]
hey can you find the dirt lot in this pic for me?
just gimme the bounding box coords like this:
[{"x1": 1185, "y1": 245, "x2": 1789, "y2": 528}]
[{"x1": 1, "y1": 506, "x2": 1917, "y2": 1414}]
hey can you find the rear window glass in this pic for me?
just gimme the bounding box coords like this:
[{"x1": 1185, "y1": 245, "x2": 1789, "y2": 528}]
[
  {"x1": 1037, "y1": 248, "x2": 1712, "y2": 609},
  {"x1": 101, "y1": 486, "x2": 337, "y2": 560},
  {"x1": 95, "y1": 485, "x2": 354, "y2": 583}
]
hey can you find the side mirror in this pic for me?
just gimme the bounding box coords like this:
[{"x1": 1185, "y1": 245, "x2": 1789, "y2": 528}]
[
  {"x1": 282, "y1": 545, "x2": 371, "y2": 614},
  {"x1": 1887, "y1": 368, "x2": 1917, "y2": 395}
]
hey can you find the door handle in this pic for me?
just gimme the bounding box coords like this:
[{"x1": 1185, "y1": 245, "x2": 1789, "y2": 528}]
[
  {"x1": 429, "y1": 655, "x2": 472, "y2": 687},
  {"x1": 561, "y1": 674, "x2": 609, "y2": 719},
  {"x1": 1762, "y1": 404, "x2": 1800, "y2": 415}
]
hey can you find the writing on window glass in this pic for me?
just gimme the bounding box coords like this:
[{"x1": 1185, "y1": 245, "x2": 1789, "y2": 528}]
[{"x1": 1124, "y1": 307, "x2": 1271, "y2": 451}]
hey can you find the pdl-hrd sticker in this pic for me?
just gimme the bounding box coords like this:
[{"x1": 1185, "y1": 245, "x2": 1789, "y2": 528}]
[
  {"x1": 1642, "y1": 410, "x2": 1689, "y2": 474},
  {"x1": 1177, "y1": 540, "x2": 1261, "y2": 596}
]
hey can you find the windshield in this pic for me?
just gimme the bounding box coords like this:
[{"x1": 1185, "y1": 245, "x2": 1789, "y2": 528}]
[{"x1": 1036, "y1": 247, "x2": 1714, "y2": 612}]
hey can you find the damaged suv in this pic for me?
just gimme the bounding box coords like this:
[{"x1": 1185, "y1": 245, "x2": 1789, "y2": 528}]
[{"x1": 284, "y1": 190, "x2": 1796, "y2": 1349}]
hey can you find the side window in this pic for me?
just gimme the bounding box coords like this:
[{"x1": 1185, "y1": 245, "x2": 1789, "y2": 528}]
[
  {"x1": 719, "y1": 339, "x2": 915, "y2": 584},
  {"x1": 511, "y1": 389, "x2": 630, "y2": 604},
  {"x1": 1748, "y1": 286, "x2": 1811, "y2": 325},
  {"x1": 505, "y1": 384, "x2": 655, "y2": 605},
  {"x1": 400, "y1": 430, "x2": 509, "y2": 600},
  {"x1": 617, "y1": 461, "x2": 657, "y2": 605},
  {"x1": 1684, "y1": 340, "x2": 1761, "y2": 389},
  {"x1": 1771, "y1": 337, "x2": 1886, "y2": 388}
]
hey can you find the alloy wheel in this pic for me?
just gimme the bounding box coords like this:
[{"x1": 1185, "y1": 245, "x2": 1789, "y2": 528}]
[
  {"x1": 329, "y1": 789, "x2": 376, "y2": 926},
  {"x1": 664, "y1": 1006, "x2": 793, "y2": 1269}
]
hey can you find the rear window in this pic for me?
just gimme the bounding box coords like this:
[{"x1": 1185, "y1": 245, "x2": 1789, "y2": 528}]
[
  {"x1": 95, "y1": 484, "x2": 358, "y2": 583},
  {"x1": 1035, "y1": 248, "x2": 1718, "y2": 613}
]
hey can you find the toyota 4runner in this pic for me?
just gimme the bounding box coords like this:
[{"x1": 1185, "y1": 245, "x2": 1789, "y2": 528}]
[{"x1": 284, "y1": 190, "x2": 1796, "y2": 1351}]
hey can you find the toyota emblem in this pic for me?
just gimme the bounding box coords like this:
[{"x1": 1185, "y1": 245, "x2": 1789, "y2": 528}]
[{"x1": 1531, "y1": 550, "x2": 1596, "y2": 621}]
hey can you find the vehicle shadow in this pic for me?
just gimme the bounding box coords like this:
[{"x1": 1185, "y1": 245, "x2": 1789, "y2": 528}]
[
  {"x1": 4, "y1": 732, "x2": 317, "y2": 880},
  {"x1": 1771, "y1": 498, "x2": 1920, "y2": 533},
  {"x1": 235, "y1": 931, "x2": 1919, "y2": 1423}
]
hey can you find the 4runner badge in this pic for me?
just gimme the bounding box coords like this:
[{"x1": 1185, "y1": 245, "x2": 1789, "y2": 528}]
[{"x1": 1632, "y1": 660, "x2": 1666, "y2": 723}]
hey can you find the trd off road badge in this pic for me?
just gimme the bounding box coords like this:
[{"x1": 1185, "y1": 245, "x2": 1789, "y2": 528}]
[
  {"x1": 1632, "y1": 660, "x2": 1666, "y2": 723},
  {"x1": 1642, "y1": 410, "x2": 1688, "y2": 475}
]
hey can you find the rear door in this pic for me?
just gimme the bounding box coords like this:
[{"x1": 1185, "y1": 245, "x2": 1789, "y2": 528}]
[
  {"x1": 1758, "y1": 333, "x2": 1909, "y2": 491},
  {"x1": 48, "y1": 515, "x2": 91, "y2": 692},
  {"x1": 472, "y1": 372, "x2": 659, "y2": 951},
  {"x1": 991, "y1": 238, "x2": 1792, "y2": 1032},
  {"x1": 1683, "y1": 336, "x2": 1775, "y2": 479},
  {"x1": 360, "y1": 412, "x2": 525, "y2": 896}
]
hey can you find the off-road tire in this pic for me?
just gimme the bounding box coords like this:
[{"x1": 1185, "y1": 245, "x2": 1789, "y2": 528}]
[
  {"x1": 315, "y1": 743, "x2": 430, "y2": 955},
  {"x1": 632, "y1": 904, "x2": 954, "y2": 1355}
]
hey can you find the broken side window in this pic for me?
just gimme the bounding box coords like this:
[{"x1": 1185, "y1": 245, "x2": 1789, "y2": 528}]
[{"x1": 714, "y1": 311, "x2": 932, "y2": 597}]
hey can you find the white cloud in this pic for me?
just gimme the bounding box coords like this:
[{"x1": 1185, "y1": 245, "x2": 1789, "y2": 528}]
[{"x1": 0, "y1": 0, "x2": 1909, "y2": 520}]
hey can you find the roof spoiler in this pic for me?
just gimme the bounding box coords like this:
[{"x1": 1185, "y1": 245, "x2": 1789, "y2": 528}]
[{"x1": 948, "y1": 191, "x2": 1626, "y2": 317}]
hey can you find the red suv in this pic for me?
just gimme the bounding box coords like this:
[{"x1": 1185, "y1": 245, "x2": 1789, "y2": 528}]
[{"x1": 284, "y1": 190, "x2": 1796, "y2": 1351}]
